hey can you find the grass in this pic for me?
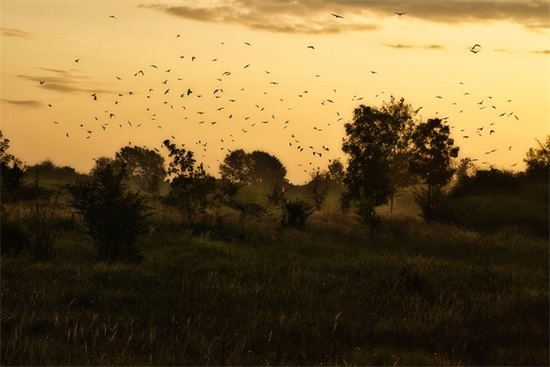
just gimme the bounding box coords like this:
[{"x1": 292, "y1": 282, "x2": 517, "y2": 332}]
[{"x1": 2, "y1": 200, "x2": 549, "y2": 365}]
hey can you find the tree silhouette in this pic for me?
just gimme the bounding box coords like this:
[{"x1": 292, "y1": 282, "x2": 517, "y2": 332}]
[
  {"x1": 219, "y1": 149, "x2": 287, "y2": 187},
  {"x1": 219, "y1": 149, "x2": 253, "y2": 184},
  {"x1": 68, "y1": 163, "x2": 149, "y2": 262},
  {"x1": 0, "y1": 130, "x2": 26, "y2": 202},
  {"x1": 409, "y1": 118, "x2": 459, "y2": 219},
  {"x1": 249, "y1": 151, "x2": 287, "y2": 186},
  {"x1": 163, "y1": 139, "x2": 216, "y2": 223},
  {"x1": 341, "y1": 96, "x2": 416, "y2": 218},
  {"x1": 115, "y1": 146, "x2": 166, "y2": 194},
  {"x1": 524, "y1": 135, "x2": 550, "y2": 180}
]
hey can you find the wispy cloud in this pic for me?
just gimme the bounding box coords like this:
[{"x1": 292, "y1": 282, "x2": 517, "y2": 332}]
[
  {"x1": 2, "y1": 99, "x2": 42, "y2": 108},
  {"x1": 1, "y1": 27, "x2": 33, "y2": 38},
  {"x1": 19, "y1": 68, "x2": 114, "y2": 94},
  {"x1": 383, "y1": 43, "x2": 445, "y2": 50},
  {"x1": 532, "y1": 49, "x2": 550, "y2": 54},
  {"x1": 141, "y1": 1, "x2": 380, "y2": 34},
  {"x1": 141, "y1": 0, "x2": 549, "y2": 34}
]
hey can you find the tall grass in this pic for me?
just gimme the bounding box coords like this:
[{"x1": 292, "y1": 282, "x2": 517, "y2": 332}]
[{"x1": 2, "y1": 207, "x2": 548, "y2": 365}]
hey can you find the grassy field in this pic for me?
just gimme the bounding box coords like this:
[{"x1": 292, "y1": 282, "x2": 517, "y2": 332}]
[{"x1": 1, "y1": 194, "x2": 548, "y2": 366}]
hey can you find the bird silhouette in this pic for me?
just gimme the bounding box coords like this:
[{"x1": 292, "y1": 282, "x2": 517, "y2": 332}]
[
  {"x1": 394, "y1": 12, "x2": 406, "y2": 16},
  {"x1": 331, "y1": 13, "x2": 343, "y2": 19}
]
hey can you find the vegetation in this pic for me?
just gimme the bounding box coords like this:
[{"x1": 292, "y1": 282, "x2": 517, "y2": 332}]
[
  {"x1": 1, "y1": 130, "x2": 548, "y2": 366},
  {"x1": 67, "y1": 163, "x2": 150, "y2": 262}
]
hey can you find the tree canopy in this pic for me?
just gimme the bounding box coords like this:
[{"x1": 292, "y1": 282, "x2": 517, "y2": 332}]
[
  {"x1": 342, "y1": 96, "x2": 416, "y2": 209},
  {"x1": 219, "y1": 150, "x2": 287, "y2": 186}
]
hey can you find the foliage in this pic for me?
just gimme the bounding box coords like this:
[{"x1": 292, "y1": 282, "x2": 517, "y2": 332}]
[
  {"x1": 342, "y1": 96, "x2": 416, "y2": 214},
  {"x1": 281, "y1": 198, "x2": 314, "y2": 229},
  {"x1": 218, "y1": 149, "x2": 253, "y2": 184},
  {"x1": 409, "y1": 118, "x2": 459, "y2": 220},
  {"x1": 266, "y1": 180, "x2": 286, "y2": 206},
  {"x1": 115, "y1": 146, "x2": 166, "y2": 194},
  {"x1": 524, "y1": 135, "x2": 550, "y2": 179},
  {"x1": 26, "y1": 160, "x2": 84, "y2": 184},
  {"x1": 162, "y1": 139, "x2": 216, "y2": 223},
  {"x1": 219, "y1": 149, "x2": 287, "y2": 187},
  {"x1": 67, "y1": 163, "x2": 149, "y2": 262},
  {"x1": 309, "y1": 169, "x2": 329, "y2": 210},
  {"x1": 0, "y1": 130, "x2": 27, "y2": 201},
  {"x1": 23, "y1": 188, "x2": 61, "y2": 261},
  {"x1": 250, "y1": 151, "x2": 287, "y2": 186},
  {"x1": 326, "y1": 158, "x2": 345, "y2": 185},
  {"x1": 0, "y1": 206, "x2": 28, "y2": 255}
]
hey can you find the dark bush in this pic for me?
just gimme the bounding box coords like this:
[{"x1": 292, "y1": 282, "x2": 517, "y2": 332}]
[
  {"x1": 281, "y1": 199, "x2": 313, "y2": 229},
  {"x1": 0, "y1": 214, "x2": 28, "y2": 255},
  {"x1": 67, "y1": 164, "x2": 149, "y2": 262}
]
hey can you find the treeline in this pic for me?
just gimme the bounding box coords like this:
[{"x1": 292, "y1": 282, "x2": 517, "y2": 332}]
[{"x1": 1, "y1": 97, "x2": 548, "y2": 262}]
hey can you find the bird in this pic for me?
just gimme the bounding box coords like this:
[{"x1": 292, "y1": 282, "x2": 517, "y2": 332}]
[
  {"x1": 470, "y1": 44, "x2": 481, "y2": 53},
  {"x1": 394, "y1": 12, "x2": 406, "y2": 16},
  {"x1": 74, "y1": 58, "x2": 80, "y2": 63},
  {"x1": 331, "y1": 13, "x2": 343, "y2": 19},
  {"x1": 39, "y1": 80, "x2": 45, "y2": 85},
  {"x1": 307, "y1": 45, "x2": 315, "y2": 49}
]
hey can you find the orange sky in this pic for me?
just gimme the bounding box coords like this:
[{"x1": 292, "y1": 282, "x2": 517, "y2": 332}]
[{"x1": 2, "y1": 0, "x2": 549, "y2": 184}]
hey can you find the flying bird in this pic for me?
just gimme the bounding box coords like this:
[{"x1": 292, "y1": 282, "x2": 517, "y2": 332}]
[
  {"x1": 470, "y1": 44, "x2": 481, "y2": 53},
  {"x1": 331, "y1": 13, "x2": 343, "y2": 19},
  {"x1": 395, "y1": 12, "x2": 406, "y2": 16}
]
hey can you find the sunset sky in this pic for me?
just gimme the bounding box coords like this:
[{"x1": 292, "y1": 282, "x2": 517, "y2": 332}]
[{"x1": 2, "y1": 0, "x2": 549, "y2": 184}]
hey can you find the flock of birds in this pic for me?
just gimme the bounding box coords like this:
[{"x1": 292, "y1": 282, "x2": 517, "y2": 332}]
[{"x1": 36, "y1": 10, "x2": 523, "y2": 183}]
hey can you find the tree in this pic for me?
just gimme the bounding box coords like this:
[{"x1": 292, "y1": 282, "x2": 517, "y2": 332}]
[
  {"x1": 341, "y1": 96, "x2": 416, "y2": 220},
  {"x1": 524, "y1": 136, "x2": 550, "y2": 179},
  {"x1": 249, "y1": 151, "x2": 287, "y2": 186},
  {"x1": 115, "y1": 146, "x2": 166, "y2": 194},
  {"x1": 68, "y1": 163, "x2": 149, "y2": 262},
  {"x1": 219, "y1": 149, "x2": 253, "y2": 184},
  {"x1": 163, "y1": 139, "x2": 216, "y2": 223},
  {"x1": 327, "y1": 159, "x2": 345, "y2": 185},
  {"x1": 409, "y1": 118, "x2": 459, "y2": 220},
  {"x1": 0, "y1": 130, "x2": 27, "y2": 201}
]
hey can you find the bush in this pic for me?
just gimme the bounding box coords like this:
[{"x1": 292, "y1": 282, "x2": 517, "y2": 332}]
[
  {"x1": 24, "y1": 195, "x2": 61, "y2": 261},
  {"x1": 281, "y1": 199, "x2": 313, "y2": 229},
  {"x1": 0, "y1": 207, "x2": 28, "y2": 256},
  {"x1": 67, "y1": 164, "x2": 149, "y2": 262}
]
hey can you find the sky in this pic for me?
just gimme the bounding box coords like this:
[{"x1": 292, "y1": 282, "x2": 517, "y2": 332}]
[{"x1": 2, "y1": 0, "x2": 549, "y2": 184}]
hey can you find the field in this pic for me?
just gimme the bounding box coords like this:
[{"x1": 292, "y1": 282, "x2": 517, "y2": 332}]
[{"x1": 1, "y1": 192, "x2": 548, "y2": 366}]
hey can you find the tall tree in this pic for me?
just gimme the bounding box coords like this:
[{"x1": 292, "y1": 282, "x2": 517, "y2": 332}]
[
  {"x1": 219, "y1": 149, "x2": 287, "y2": 187},
  {"x1": 0, "y1": 130, "x2": 26, "y2": 201},
  {"x1": 115, "y1": 146, "x2": 166, "y2": 194},
  {"x1": 249, "y1": 150, "x2": 287, "y2": 186},
  {"x1": 162, "y1": 139, "x2": 216, "y2": 222},
  {"x1": 342, "y1": 96, "x2": 416, "y2": 214},
  {"x1": 219, "y1": 149, "x2": 253, "y2": 184},
  {"x1": 409, "y1": 118, "x2": 459, "y2": 219}
]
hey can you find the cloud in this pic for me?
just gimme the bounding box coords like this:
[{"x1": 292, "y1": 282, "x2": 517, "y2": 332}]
[
  {"x1": 1, "y1": 27, "x2": 33, "y2": 38},
  {"x1": 2, "y1": 99, "x2": 43, "y2": 108},
  {"x1": 141, "y1": 1, "x2": 380, "y2": 34},
  {"x1": 18, "y1": 69, "x2": 114, "y2": 95},
  {"x1": 383, "y1": 43, "x2": 445, "y2": 50},
  {"x1": 532, "y1": 49, "x2": 550, "y2": 54},
  {"x1": 141, "y1": 0, "x2": 549, "y2": 34}
]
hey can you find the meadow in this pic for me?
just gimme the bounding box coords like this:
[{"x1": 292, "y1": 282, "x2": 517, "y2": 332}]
[{"x1": 1, "y1": 189, "x2": 548, "y2": 366}]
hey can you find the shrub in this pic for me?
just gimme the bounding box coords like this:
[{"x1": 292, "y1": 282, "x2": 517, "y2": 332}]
[
  {"x1": 281, "y1": 199, "x2": 313, "y2": 229},
  {"x1": 0, "y1": 206, "x2": 28, "y2": 255},
  {"x1": 24, "y1": 194, "x2": 61, "y2": 261},
  {"x1": 67, "y1": 164, "x2": 149, "y2": 262}
]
